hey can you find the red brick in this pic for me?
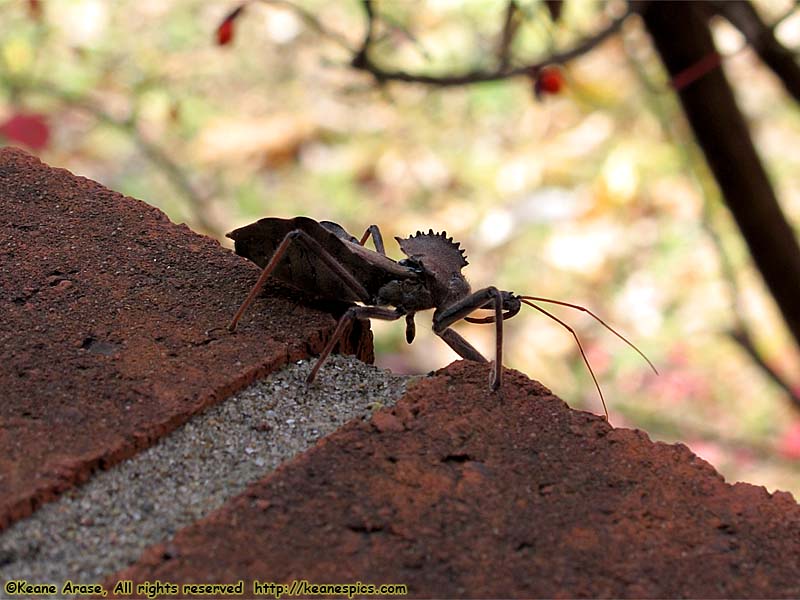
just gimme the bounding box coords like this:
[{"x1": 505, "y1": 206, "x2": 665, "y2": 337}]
[
  {"x1": 0, "y1": 148, "x2": 371, "y2": 530},
  {"x1": 109, "y1": 361, "x2": 800, "y2": 598}
]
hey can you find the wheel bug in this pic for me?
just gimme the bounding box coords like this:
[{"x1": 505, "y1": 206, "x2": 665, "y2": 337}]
[{"x1": 226, "y1": 216, "x2": 657, "y2": 419}]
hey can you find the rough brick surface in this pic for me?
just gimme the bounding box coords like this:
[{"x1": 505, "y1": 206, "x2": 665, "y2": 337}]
[
  {"x1": 0, "y1": 148, "x2": 371, "y2": 530},
  {"x1": 110, "y1": 361, "x2": 800, "y2": 599}
]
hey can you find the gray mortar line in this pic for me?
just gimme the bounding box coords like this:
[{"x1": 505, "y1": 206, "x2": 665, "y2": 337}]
[{"x1": 0, "y1": 355, "x2": 414, "y2": 596}]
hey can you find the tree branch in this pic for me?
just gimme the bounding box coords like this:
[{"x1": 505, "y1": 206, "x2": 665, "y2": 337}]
[
  {"x1": 349, "y1": 7, "x2": 632, "y2": 86},
  {"x1": 623, "y1": 25, "x2": 800, "y2": 417},
  {"x1": 497, "y1": 1, "x2": 521, "y2": 71},
  {"x1": 642, "y1": 1, "x2": 800, "y2": 355},
  {"x1": 711, "y1": 0, "x2": 800, "y2": 105},
  {"x1": 728, "y1": 327, "x2": 800, "y2": 411}
]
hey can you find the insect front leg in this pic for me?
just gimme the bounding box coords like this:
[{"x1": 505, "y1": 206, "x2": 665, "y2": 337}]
[
  {"x1": 228, "y1": 230, "x2": 372, "y2": 332},
  {"x1": 435, "y1": 329, "x2": 489, "y2": 363},
  {"x1": 405, "y1": 312, "x2": 416, "y2": 343},
  {"x1": 358, "y1": 225, "x2": 386, "y2": 255},
  {"x1": 307, "y1": 306, "x2": 404, "y2": 384},
  {"x1": 433, "y1": 287, "x2": 504, "y2": 390}
]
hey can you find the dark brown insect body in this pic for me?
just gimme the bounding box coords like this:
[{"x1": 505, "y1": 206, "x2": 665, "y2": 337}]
[{"x1": 227, "y1": 216, "x2": 655, "y2": 418}]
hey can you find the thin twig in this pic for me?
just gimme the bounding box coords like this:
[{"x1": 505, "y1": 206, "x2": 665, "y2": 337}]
[
  {"x1": 376, "y1": 12, "x2": 432, "y2": 62},
  {"x1": 351, "y1": 0, "x2": 377, "y2": 71},
  {"x1": 132, "y1": 134, "x2": 219, "y2": 236},
  {"x1": 497, "y1": 1, "x2": 521, "y2": 71},
  {"x1": 728, "y1": 327, "x2": 800, "y2": 411},
  {"x1": 350, "y1": 7, "x2": 632, "y2": 86},
  {"x1": 701, "y1": 193, "x2": 800, "y2": 409},
  {"x1": 21, "y1": 81, "x2": 219, "y2": 235},
  {"x1": 256, "y1": 0, "x2": 355, "y2": 52},
  {"x1": 768, "y1": 0, "x2": 800, "y2": 32}
]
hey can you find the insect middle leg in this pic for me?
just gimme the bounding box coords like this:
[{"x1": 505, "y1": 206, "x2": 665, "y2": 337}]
[
  {"x1": 362, "y1": 220, "x2": 414, "y2": 343},
  {"x1": 358, "y1": 225, "x2": 386, "y2": 255},
  {"x1": 307, "y1": 306, "x2": 404, "y2": 384},
  {"x1": 228, "y1": 229, "x2": 372, "y2": 332},
  {"x1": 433, "y1": 286, "x2": 504, "y2": 390}
]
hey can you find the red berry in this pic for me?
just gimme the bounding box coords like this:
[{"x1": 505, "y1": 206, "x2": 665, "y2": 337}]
[{"x1": 538, "y1": 67, "x2": 564, "y2": 95}]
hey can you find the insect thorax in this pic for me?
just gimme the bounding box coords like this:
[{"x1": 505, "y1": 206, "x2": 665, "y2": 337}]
[
  {"x1": 376, "y1": 278, "x2": 435, "y2": 311},
  {"x1": 438, "y1": 273, "x2": 472, "y2": 307}
]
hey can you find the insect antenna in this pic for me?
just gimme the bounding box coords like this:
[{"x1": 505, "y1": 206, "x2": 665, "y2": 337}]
[
  {"x1": 519, "y1": 295, "x2": 658, "y2": 375},
  {"x1": 520, "y1": 299, "x2": 608, "y2": 420}
]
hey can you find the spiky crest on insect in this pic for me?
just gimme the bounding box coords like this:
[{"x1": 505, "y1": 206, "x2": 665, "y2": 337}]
[{"x1": 395, "y1": 229, "x2": 468, "y2": 272}]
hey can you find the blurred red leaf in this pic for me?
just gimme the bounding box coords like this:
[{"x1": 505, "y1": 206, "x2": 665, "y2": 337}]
[
  {"x1": 0, "y1": 113, "x2": 50, "y2": 151},
  {"x1": 217, "y1": 20, "x2": 234, "y2": 45},
  {"x1": 216, "y1": 5, "x2": 245, "y2": 46},
  {"x1": 778, "y1": 422, "x2": 800, "y2": 460}
]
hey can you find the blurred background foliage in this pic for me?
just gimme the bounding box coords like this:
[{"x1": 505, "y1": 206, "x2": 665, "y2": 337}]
[{"x1": 2, "y1": 0, "x2": 800, "y2": 496}]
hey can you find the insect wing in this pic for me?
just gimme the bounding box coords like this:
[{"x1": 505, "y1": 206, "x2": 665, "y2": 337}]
[{"x1": 227, "y1": 217, "x2": 405, "y2": 302}]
